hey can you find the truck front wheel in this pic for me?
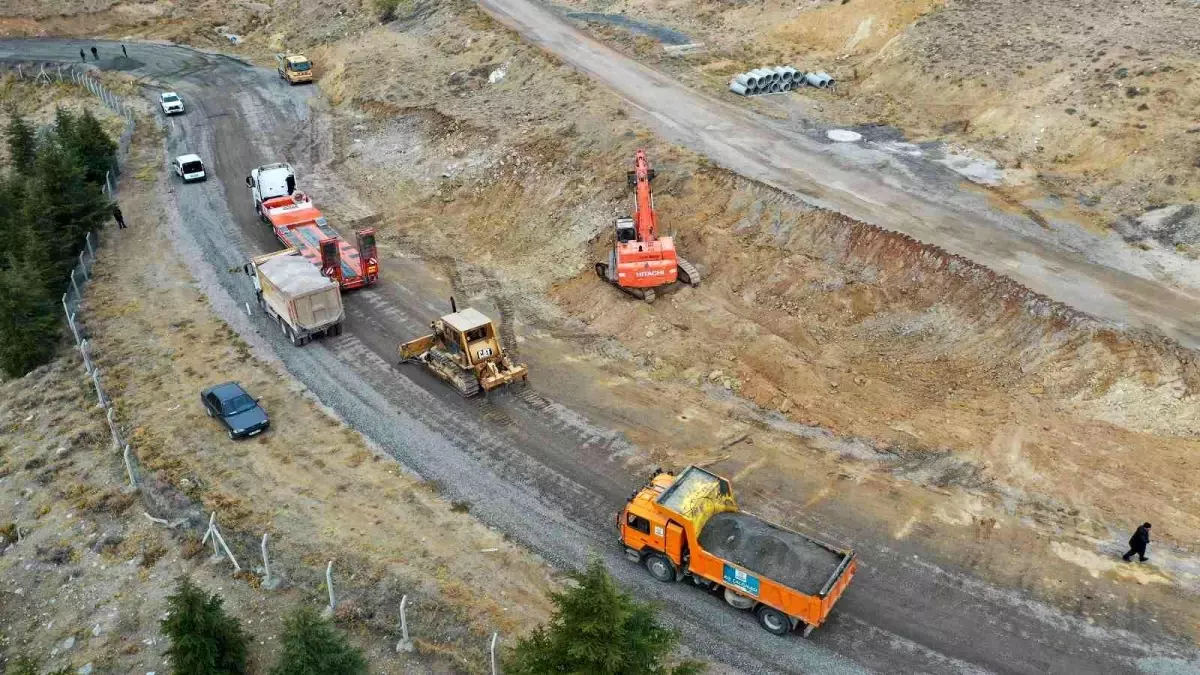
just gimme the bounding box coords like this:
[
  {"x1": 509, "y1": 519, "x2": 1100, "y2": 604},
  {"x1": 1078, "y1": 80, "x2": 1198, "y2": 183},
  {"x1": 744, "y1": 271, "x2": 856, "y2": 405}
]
[
  {"x1": 756, "y1": 606, "x2": 791, "y2": 636},
  {"x1": 644, "y1": 553, "x2": 675, "y2": 582}
]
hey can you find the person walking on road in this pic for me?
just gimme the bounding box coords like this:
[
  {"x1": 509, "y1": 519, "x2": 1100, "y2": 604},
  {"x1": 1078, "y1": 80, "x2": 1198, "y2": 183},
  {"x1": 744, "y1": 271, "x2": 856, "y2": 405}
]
[
  {"x1": 121, "y1": 44, "x2": 128, "y2": 58},
  {"x1": 112, "y1": 205, "x2": 126, "y2": 230},
  {"x1": 90, "y1": 46, "x2": 98, "y2": 60},
  {"x1": 1122, "y1": 522, "x2": 1152, "y2": 562},
  {"x1": 80, "y1": 49, "x2": 86, "y2": 62}
]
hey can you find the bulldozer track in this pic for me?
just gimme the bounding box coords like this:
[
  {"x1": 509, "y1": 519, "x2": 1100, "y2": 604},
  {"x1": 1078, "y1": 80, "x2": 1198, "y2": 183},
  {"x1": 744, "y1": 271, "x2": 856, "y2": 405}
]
[{"x1": 473, "y1": 396, "x2": 516, "y2": 426}]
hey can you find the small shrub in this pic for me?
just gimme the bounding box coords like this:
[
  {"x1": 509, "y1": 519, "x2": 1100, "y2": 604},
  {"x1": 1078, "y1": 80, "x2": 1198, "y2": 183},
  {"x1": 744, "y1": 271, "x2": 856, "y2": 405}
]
[
  {"x1": 373, "y1": 0, "x2": 402, "y2": 22},
  {"x1": 271, "y1": 606, "x2": 367, "y2": 675}
]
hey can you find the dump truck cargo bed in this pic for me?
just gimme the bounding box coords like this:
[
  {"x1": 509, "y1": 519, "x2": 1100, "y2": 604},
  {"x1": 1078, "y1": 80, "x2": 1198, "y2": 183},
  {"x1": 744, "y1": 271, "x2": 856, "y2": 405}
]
[{"x1": 698, "y1": 511, "x2": 846, "y2": 596}]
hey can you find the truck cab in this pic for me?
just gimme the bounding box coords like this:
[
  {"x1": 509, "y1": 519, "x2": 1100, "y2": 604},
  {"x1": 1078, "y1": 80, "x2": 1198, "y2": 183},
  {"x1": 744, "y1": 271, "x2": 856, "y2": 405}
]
[
  {"x1": 277, "y1": 54, "x2": 313, "y2": 84},
  {"x1": 246, "y1": 163, "x2": 297, "y2": 217}
]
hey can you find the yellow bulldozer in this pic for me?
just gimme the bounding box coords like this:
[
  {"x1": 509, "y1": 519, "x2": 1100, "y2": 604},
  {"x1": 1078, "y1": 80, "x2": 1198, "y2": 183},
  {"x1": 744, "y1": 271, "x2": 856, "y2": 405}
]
[{"x1": 399, "y1": 300, "x2": 528, "y2": 397}]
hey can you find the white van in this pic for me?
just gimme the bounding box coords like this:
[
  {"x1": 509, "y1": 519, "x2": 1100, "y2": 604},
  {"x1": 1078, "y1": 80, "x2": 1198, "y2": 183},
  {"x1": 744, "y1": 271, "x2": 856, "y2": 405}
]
[{"x1": 172, "y1": 154, "x2": 207, "y2": 182}]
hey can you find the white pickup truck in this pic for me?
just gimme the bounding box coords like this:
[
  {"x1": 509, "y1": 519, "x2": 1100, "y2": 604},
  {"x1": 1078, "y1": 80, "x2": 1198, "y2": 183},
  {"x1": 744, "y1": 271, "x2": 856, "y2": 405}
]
[{"x1": 159, "y1": 91, "x2": 185, "y2": 115}]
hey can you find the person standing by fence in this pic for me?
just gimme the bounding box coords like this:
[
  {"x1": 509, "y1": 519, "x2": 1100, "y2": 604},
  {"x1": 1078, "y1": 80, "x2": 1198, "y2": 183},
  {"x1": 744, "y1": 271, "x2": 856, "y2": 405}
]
[
  {"x1": 121, "y1": 45, "x2": 128, "y2": 58},
  {"x1": 90, "y1": 46, "x2": 98, "y2": 60},
  {"x1": 112, "y1": 205, "x2": 126, "y2": 230},
  {"x1": 80, "y1": 49, "x2": 86, "y2": 62}
]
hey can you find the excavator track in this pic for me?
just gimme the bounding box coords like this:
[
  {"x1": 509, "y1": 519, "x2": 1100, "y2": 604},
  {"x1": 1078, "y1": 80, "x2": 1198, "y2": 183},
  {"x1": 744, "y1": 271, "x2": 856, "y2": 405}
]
[{"x1": 676, "y1": 257, "x2": 701, "y2": 287}]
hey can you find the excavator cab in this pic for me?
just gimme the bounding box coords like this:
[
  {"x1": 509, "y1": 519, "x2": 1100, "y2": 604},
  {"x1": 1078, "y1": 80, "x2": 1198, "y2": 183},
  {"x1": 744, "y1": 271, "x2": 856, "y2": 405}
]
[{"x1": 615, "y1": 217, "x2": 637, "y2": 244}]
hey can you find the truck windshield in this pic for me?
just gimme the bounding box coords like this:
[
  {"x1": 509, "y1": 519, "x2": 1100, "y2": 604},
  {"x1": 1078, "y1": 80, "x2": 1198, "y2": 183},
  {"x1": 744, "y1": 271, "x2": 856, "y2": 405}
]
[
  {"x1": 291, "y1": 61, "x2": 311, "y2": 71},
  {"x1": 182, "y1": 161, "x2": 203, "y2": 174},
  {"x1": 162, "y1": 94, "x2": 179, "y2": 102},
  {"x1": 222, "y1": 393, "x2": 256, "y2": 416}
]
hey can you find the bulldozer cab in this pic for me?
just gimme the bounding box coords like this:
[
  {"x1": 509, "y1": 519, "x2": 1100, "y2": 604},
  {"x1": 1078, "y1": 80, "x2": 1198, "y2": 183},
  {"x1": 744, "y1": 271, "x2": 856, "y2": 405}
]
[{"x1": 439, "y1": 308, "x2": 500, "y2": 367}]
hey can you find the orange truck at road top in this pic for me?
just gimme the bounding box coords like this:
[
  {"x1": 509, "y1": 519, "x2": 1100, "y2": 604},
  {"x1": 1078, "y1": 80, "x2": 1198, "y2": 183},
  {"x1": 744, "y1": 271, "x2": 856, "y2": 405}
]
[{"x1": 619, "y1": 466, "x2": 856, "y2": 637}]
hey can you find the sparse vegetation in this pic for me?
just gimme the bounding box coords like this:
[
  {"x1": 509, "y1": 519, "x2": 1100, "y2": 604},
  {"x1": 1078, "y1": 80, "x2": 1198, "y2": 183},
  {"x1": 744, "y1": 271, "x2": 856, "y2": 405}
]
[{"x1": 372, "y1": 0, "x2": 403, "y2": 23}]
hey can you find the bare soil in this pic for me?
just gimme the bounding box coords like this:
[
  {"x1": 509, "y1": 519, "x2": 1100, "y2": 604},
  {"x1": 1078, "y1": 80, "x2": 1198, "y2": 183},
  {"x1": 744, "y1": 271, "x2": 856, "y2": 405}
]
[
  {"x1": 1, "y1": 94, "x2": 557, "y2": 673},
  {"x1": 5, "y1": 0, "x2": 1200, "y2": 651}
]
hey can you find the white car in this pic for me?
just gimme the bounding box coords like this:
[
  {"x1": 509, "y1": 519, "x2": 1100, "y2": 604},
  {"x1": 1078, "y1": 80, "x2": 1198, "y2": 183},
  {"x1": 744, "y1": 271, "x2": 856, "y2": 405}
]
[
  {"x1": 159, "y1": 91, "x2": 185, "y2": 115},
  {"x1": 172, "y1": 154, "x2": 206, "y2": 182}
]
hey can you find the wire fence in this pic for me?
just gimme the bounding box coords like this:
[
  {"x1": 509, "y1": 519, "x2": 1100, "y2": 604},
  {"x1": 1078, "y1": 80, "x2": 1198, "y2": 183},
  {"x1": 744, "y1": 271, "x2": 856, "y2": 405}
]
[
  {"x1": 0, "y1": 59, "x2": 141, "y2": 483},
  {"x1": 2, "y1": 60, "x2": 136, "y2": 194}
]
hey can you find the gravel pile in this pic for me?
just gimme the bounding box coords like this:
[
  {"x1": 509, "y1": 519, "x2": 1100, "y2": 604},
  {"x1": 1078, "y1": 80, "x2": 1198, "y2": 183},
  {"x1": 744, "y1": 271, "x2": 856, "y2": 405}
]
[{"x1": 699, "y1": 511, "x2": 844, "y2": 595}]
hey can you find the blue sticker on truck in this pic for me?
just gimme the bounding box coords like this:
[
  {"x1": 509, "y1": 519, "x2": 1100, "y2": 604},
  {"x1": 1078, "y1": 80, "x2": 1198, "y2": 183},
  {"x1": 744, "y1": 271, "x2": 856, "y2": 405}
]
[{"x1": 723, "y1": 563, "x2": 760, "y2": 596}]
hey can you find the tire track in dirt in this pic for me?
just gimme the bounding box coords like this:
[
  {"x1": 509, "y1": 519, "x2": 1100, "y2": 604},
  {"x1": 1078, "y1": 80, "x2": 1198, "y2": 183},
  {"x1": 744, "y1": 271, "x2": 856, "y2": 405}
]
[{"x1": 4, "y1": 38, "x2": 1197, "y2": 674}]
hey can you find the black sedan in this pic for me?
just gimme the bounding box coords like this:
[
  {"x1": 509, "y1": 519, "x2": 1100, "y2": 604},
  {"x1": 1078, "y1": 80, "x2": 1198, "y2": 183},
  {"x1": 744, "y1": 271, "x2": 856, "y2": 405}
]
[{"x1": 200, "y1": 381, "x2": 270, "y2": 439}]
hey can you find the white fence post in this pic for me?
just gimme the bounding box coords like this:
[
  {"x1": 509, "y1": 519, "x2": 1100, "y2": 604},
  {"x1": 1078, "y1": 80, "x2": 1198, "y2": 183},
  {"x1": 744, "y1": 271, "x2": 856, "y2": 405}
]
[
  {"x1": 261, "y1": 533, "x2": 280, "y2": 589},
  {"x1": 122, "y1": 444, "x2": 137, "y2": 489},
  {"x1": 79, "y1": 339, "x2": 92, "y2": 374},
  {"x1": 106, "y1": 407, "x2": 120, "y2": 448},
  {"x1": 491, "y1": 632, "x2": 499, "y2": 675},
  {"x1": 395, "y1": 595, "x2": 413, "y2": 653},
  {"x1": 201, "y1": 512, "x2": 241, "y2": 572},
  {"x1": 324, "y1": 560, "x2": 336, "y2": 617},
  {"x1": 66, "y1": 311, "x2": 81, "y2": 345},
  {"x1": 86, "y1": 231, "x2": 95, "y2": 260},
  {"x1": 70, "y1": 269, "x2": 80, "y2": 298},
  {"x1": 92, "y1": 369, "x2": 105, "y2": 408},
  {"x1": 79, "y1": 252, "x2": 88, "y2": 279}
]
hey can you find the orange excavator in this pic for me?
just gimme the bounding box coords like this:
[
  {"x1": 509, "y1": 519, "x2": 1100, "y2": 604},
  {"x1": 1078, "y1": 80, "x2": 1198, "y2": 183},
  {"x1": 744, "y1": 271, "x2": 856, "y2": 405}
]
[{"x1": 595, "y1": 150, "x2": 700, "y2": 302}]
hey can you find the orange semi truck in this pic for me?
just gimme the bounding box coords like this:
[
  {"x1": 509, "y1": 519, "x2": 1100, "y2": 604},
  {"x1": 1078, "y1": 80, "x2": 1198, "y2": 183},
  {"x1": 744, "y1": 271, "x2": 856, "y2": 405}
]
[
  {"x1": 619, "y1": 466, "x2": 856, "y2": 637},
  {"x1": 258, "y1": 192, "x2": 378, "y2": 290}
]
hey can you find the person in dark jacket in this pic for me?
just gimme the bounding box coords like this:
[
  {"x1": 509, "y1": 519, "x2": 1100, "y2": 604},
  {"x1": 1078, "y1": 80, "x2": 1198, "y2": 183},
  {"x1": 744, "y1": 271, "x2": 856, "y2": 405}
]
[
  {"x1": 112, "y1": 205, "x2": 126, "y2": 230},
  {"x1": 80, "y1": 49, "x2": 86, "y2": 62},
  {"x1": 90, "y1": 46, "x2": 98, "y2": 60},
  {"x1": 1122, "y1": 523, "x2": 1151, "y2": 562}
]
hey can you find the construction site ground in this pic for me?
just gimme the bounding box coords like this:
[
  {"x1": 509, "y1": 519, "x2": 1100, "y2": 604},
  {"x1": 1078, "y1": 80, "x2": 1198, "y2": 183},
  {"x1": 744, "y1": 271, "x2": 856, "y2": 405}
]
[
  {"x1": 2, "y1": 0, "x2": 1200, "y2": 672},
  {"x1": 0, "y1": 84, "x2": 557, "y2": 674}
]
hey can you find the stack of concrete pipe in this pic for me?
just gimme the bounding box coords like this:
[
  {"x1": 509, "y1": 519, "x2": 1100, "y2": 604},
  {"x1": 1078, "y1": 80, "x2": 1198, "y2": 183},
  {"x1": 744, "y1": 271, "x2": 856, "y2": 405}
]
[{"x1": 729, "y1": 66, "x2": 834, "y2": 96}]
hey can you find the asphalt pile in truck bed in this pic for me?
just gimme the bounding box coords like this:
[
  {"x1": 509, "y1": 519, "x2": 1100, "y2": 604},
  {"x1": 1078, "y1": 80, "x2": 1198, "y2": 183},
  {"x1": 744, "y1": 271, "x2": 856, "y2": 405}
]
[{"x1": 699, "y1": 512, "x2": 845, "y2": 595}]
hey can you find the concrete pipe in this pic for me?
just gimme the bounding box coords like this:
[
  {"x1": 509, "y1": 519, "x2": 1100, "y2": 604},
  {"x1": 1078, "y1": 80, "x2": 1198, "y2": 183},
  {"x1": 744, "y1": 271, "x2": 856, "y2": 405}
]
[
  {"x1": 730, "y1": 80, "x2": 750, "y2": 96},
  {"x1": 805, "y1": 71, "x2": 833, "y2": 88},
  {"x1": 735, "y1": 72, "x2": 757, "y2": 89},
  {"x1": 783, "y1": 66, "x2": 801, "y2": 83},
  {"x1": 752, "y1": 68, "x2": 776, "y2": 85},
  {"x1": 773, "y1": 66, "x2": 793, "y2": 84},
  {"x1": 780, "y1": 81, "x2": 792, "y2": 92},
  {"x1": 771, "y1": 82, "x2": 783, "y2": 93}
]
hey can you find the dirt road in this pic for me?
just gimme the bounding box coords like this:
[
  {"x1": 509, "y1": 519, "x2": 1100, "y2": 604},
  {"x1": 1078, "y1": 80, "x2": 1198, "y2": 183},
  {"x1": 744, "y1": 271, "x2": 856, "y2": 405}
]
[
  {"x1": 475, "y1": 0, "x2": 1200, "y2": 350},
  {"x1": 3, "y1": 39, "x2": 1195, "y2": 674}
]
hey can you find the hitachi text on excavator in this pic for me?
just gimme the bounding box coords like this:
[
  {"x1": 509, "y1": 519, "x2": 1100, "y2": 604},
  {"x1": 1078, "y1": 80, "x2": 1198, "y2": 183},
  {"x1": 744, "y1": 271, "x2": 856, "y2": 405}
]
[{"x1": 595, "y1": 150, "x2": 700, "y2": 302}]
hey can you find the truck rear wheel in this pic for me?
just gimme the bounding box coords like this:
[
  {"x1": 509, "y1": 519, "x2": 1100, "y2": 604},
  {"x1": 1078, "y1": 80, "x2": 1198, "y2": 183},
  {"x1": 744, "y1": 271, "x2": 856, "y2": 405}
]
[
  {"x1": 644, "y1": 553, "x2": 675, "y2": 582},
  {"x1": 755, "y1": 606, "x2": 791, "y2": 636},
  {"x1": 723, "y1": 588, "x2": 755, "y2": 610}
]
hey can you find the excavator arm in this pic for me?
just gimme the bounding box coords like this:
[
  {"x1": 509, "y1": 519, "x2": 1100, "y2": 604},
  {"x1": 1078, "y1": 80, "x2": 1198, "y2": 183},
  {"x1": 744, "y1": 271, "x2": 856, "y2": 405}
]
[{"x1": 631, "y1": 149, "x2": 659, "y2": 243}]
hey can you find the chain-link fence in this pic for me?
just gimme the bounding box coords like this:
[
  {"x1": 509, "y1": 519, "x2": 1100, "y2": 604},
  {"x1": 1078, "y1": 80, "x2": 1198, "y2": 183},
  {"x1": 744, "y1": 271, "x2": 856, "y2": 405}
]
[{"x1": 1, "y1": 60, "x2": 136, "y2": 194}]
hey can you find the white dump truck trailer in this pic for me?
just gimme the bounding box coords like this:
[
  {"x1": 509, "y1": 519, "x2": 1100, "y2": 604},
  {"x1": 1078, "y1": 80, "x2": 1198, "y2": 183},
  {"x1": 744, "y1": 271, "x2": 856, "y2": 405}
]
[{"x1": 243, "y1": 249, "x2": 344, "y2": 346}]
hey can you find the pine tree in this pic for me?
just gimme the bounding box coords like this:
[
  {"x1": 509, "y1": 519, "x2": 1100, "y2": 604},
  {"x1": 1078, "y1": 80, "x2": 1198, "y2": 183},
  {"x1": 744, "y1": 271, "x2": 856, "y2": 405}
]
[
  {"x1": 507, "y1": 558, "x2": 705, "y2": 675},
  {"x1": 25, "y1": 136, "x2": 110, "y2": 276},
  {"x1": 270, "y1": 606, "x2": 368, "y2": 675},
  {"x1": 52, "y1": 106, "x2": 75, "y2": 141},
  {"x1": 160, "y1": 576, "x2": 250, "y2": 675},
  {"x1": 5, "y1": 116, "x2": 36, "y2": 174},
  {"x1": 0, "y1": 251, "x2": 60, "y2": 378},
  {"x1": 67, "y1": 109, "x2": 118, "y2": 186}
]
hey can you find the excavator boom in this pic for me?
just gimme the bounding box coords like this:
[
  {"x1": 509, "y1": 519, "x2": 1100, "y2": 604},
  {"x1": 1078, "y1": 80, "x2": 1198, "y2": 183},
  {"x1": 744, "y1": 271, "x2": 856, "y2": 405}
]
[{"x1": 632, "y1": 149, "x2": 658, "y2": 243}]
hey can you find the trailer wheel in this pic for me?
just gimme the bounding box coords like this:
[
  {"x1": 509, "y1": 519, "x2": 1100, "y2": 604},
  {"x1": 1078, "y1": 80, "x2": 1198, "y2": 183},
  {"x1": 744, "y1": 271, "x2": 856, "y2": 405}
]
[
  {"x1": 644, "y1": 553, "x2": 675, "y2": 582},
  {"x1": 755, "y1": 606, "x2": 791, "y2": 636}
]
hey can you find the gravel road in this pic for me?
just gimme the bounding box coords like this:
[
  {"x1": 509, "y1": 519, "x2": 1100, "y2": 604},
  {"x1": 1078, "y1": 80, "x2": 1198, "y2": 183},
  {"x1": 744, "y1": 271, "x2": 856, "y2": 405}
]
[
  {"x1": 479, "y1": 0, "x2": 1200, "y2": 350},
  {"x1": 2, "y1": 39, "x2": 1196, "y2": 674}
]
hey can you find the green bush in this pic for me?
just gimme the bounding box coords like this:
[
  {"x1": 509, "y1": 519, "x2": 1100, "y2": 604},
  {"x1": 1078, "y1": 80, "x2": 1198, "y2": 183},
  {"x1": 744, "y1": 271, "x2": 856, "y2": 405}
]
[
  {"x1": 373, "y1": 0, "x2": 403, "y2": 22},
  {"x1": 271, "y1": 606, "x2": 367, "y2": 675},
  {"x1": 506, "y1": 558, "x2": 705, "y2": 675},
  {"x1": 160, "y1": 576, "x2": 250, "y2": 675}
]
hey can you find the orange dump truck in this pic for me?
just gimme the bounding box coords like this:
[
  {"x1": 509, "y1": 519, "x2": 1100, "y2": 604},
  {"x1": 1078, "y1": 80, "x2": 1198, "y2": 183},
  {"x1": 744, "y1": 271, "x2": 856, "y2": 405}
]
[{"x1": 619, "y1": 466, "x2": 856, "y2": 637}]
